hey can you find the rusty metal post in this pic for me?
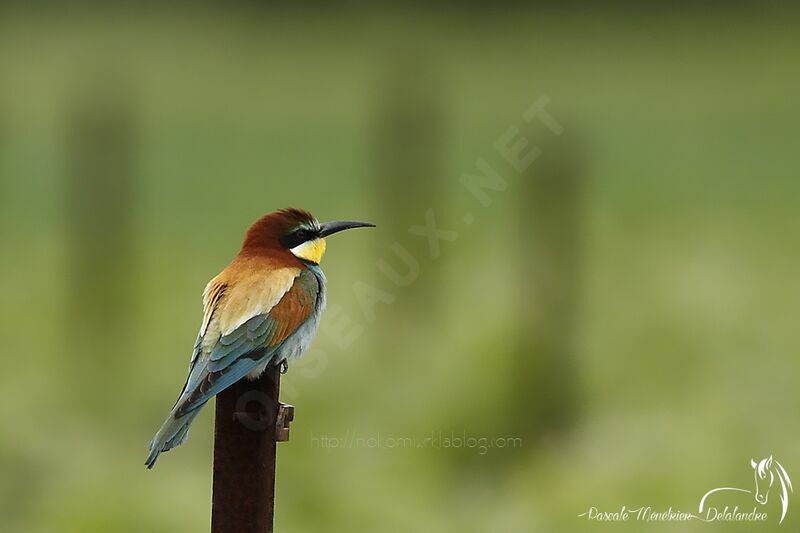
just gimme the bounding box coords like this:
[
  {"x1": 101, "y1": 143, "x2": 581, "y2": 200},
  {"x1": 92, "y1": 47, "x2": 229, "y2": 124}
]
[{"x1": 211, "y1": 364, "x2": 294, "y2": 533}]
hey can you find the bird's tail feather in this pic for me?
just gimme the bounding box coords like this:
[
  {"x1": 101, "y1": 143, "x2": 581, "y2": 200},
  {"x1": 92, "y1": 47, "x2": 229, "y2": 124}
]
[{"x1": 145, "y1": 406, "x2": 203, "y2": 469}]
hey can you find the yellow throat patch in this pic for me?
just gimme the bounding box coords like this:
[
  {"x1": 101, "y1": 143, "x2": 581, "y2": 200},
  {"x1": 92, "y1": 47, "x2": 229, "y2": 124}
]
[{"x1": 290, "y1": 238, "x2": 327, "y2": 264}]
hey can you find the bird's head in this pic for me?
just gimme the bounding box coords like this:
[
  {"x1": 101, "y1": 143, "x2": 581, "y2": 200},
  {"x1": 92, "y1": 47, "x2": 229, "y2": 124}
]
[{"x1": 242, "y1": 208, "x2": 374, "y2": 264}]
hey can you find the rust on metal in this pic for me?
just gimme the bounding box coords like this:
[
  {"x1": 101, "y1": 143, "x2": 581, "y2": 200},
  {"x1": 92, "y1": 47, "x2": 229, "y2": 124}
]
[{"x1": 211, "y1": 364, "x2": 286, "y2": 533}]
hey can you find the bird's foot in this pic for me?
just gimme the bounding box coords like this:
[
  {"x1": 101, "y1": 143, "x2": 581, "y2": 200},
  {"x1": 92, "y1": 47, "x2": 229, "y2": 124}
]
[{"x1": 279, "y1": 360, "x2": 289, "y2": 374}]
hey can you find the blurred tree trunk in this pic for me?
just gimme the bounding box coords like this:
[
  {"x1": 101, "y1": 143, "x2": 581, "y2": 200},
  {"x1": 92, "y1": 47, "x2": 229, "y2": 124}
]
[
  {"x1": 63, "y1": 75, "x2": 139, "y2": 409},
  {"x1": 510, "y1": 126, "x2": 586, "y2": 441},
  {"x1": 369, "y1": 56, "x2": 447, "y2": 365},
  {"x1": 0, "y1": 104, "x2": 5, "y2": 237}
]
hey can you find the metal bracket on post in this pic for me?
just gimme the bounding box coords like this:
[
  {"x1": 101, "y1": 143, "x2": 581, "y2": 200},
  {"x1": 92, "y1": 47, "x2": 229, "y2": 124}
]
[{"x1": 276, "y1": 403, "x2": 295, "y2": 442}]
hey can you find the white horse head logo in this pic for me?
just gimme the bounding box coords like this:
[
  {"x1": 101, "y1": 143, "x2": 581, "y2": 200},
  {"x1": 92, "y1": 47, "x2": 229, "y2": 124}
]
[
  {"x1": 751, "y1": 456, "x2": 793, "y2": 521},
  {"x1": 700, "y1": 455, "x2": 793, "y2": 524}
]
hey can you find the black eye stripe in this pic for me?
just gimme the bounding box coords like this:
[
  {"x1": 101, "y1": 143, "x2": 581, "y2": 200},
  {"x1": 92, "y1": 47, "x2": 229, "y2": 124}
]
[{"x1": 280, "y1": 227, "x2": 319, "y2": 249}]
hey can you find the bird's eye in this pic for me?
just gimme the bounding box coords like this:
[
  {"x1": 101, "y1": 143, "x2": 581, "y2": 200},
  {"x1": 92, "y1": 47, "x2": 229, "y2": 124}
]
[{"x1": 295, "y1": 229, "x2": 309, "y2": 241}]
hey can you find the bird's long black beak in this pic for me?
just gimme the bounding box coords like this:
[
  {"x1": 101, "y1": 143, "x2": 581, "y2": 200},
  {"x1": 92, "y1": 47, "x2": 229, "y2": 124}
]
[{"x1": 319, "y1": 220, "x2": 375, "y2": 237}]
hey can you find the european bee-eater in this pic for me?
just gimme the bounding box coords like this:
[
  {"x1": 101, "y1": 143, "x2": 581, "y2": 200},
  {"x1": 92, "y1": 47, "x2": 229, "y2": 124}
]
[{"x1": 145, "y1": 208, "x2": 374, "y2": 468}]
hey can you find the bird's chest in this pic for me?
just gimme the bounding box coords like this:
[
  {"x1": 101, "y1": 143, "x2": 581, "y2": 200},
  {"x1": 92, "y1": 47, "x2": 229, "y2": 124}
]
[
  {"x1": 247, "y1": 267, "x2": 326, "y2": 378},
  {"x1": 279, "y1": 274, "x2": 326, "y2": 362}
]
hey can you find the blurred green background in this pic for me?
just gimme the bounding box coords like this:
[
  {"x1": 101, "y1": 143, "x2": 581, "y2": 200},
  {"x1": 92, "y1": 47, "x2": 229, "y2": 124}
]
[{"x1": 1, "y1": 3, "x2": 798, "y2": 532}]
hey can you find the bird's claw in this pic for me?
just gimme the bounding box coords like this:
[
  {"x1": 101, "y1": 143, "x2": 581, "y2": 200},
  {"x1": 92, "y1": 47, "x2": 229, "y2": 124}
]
[{"x1": 279, "y1": 360, "x2": 289, "y2": 374}]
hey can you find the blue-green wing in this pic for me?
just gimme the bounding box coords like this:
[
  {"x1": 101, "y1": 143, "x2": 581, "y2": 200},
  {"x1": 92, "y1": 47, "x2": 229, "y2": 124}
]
[{"x1": 174, "y1": 270, "x2": 319, "y2": 417}]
